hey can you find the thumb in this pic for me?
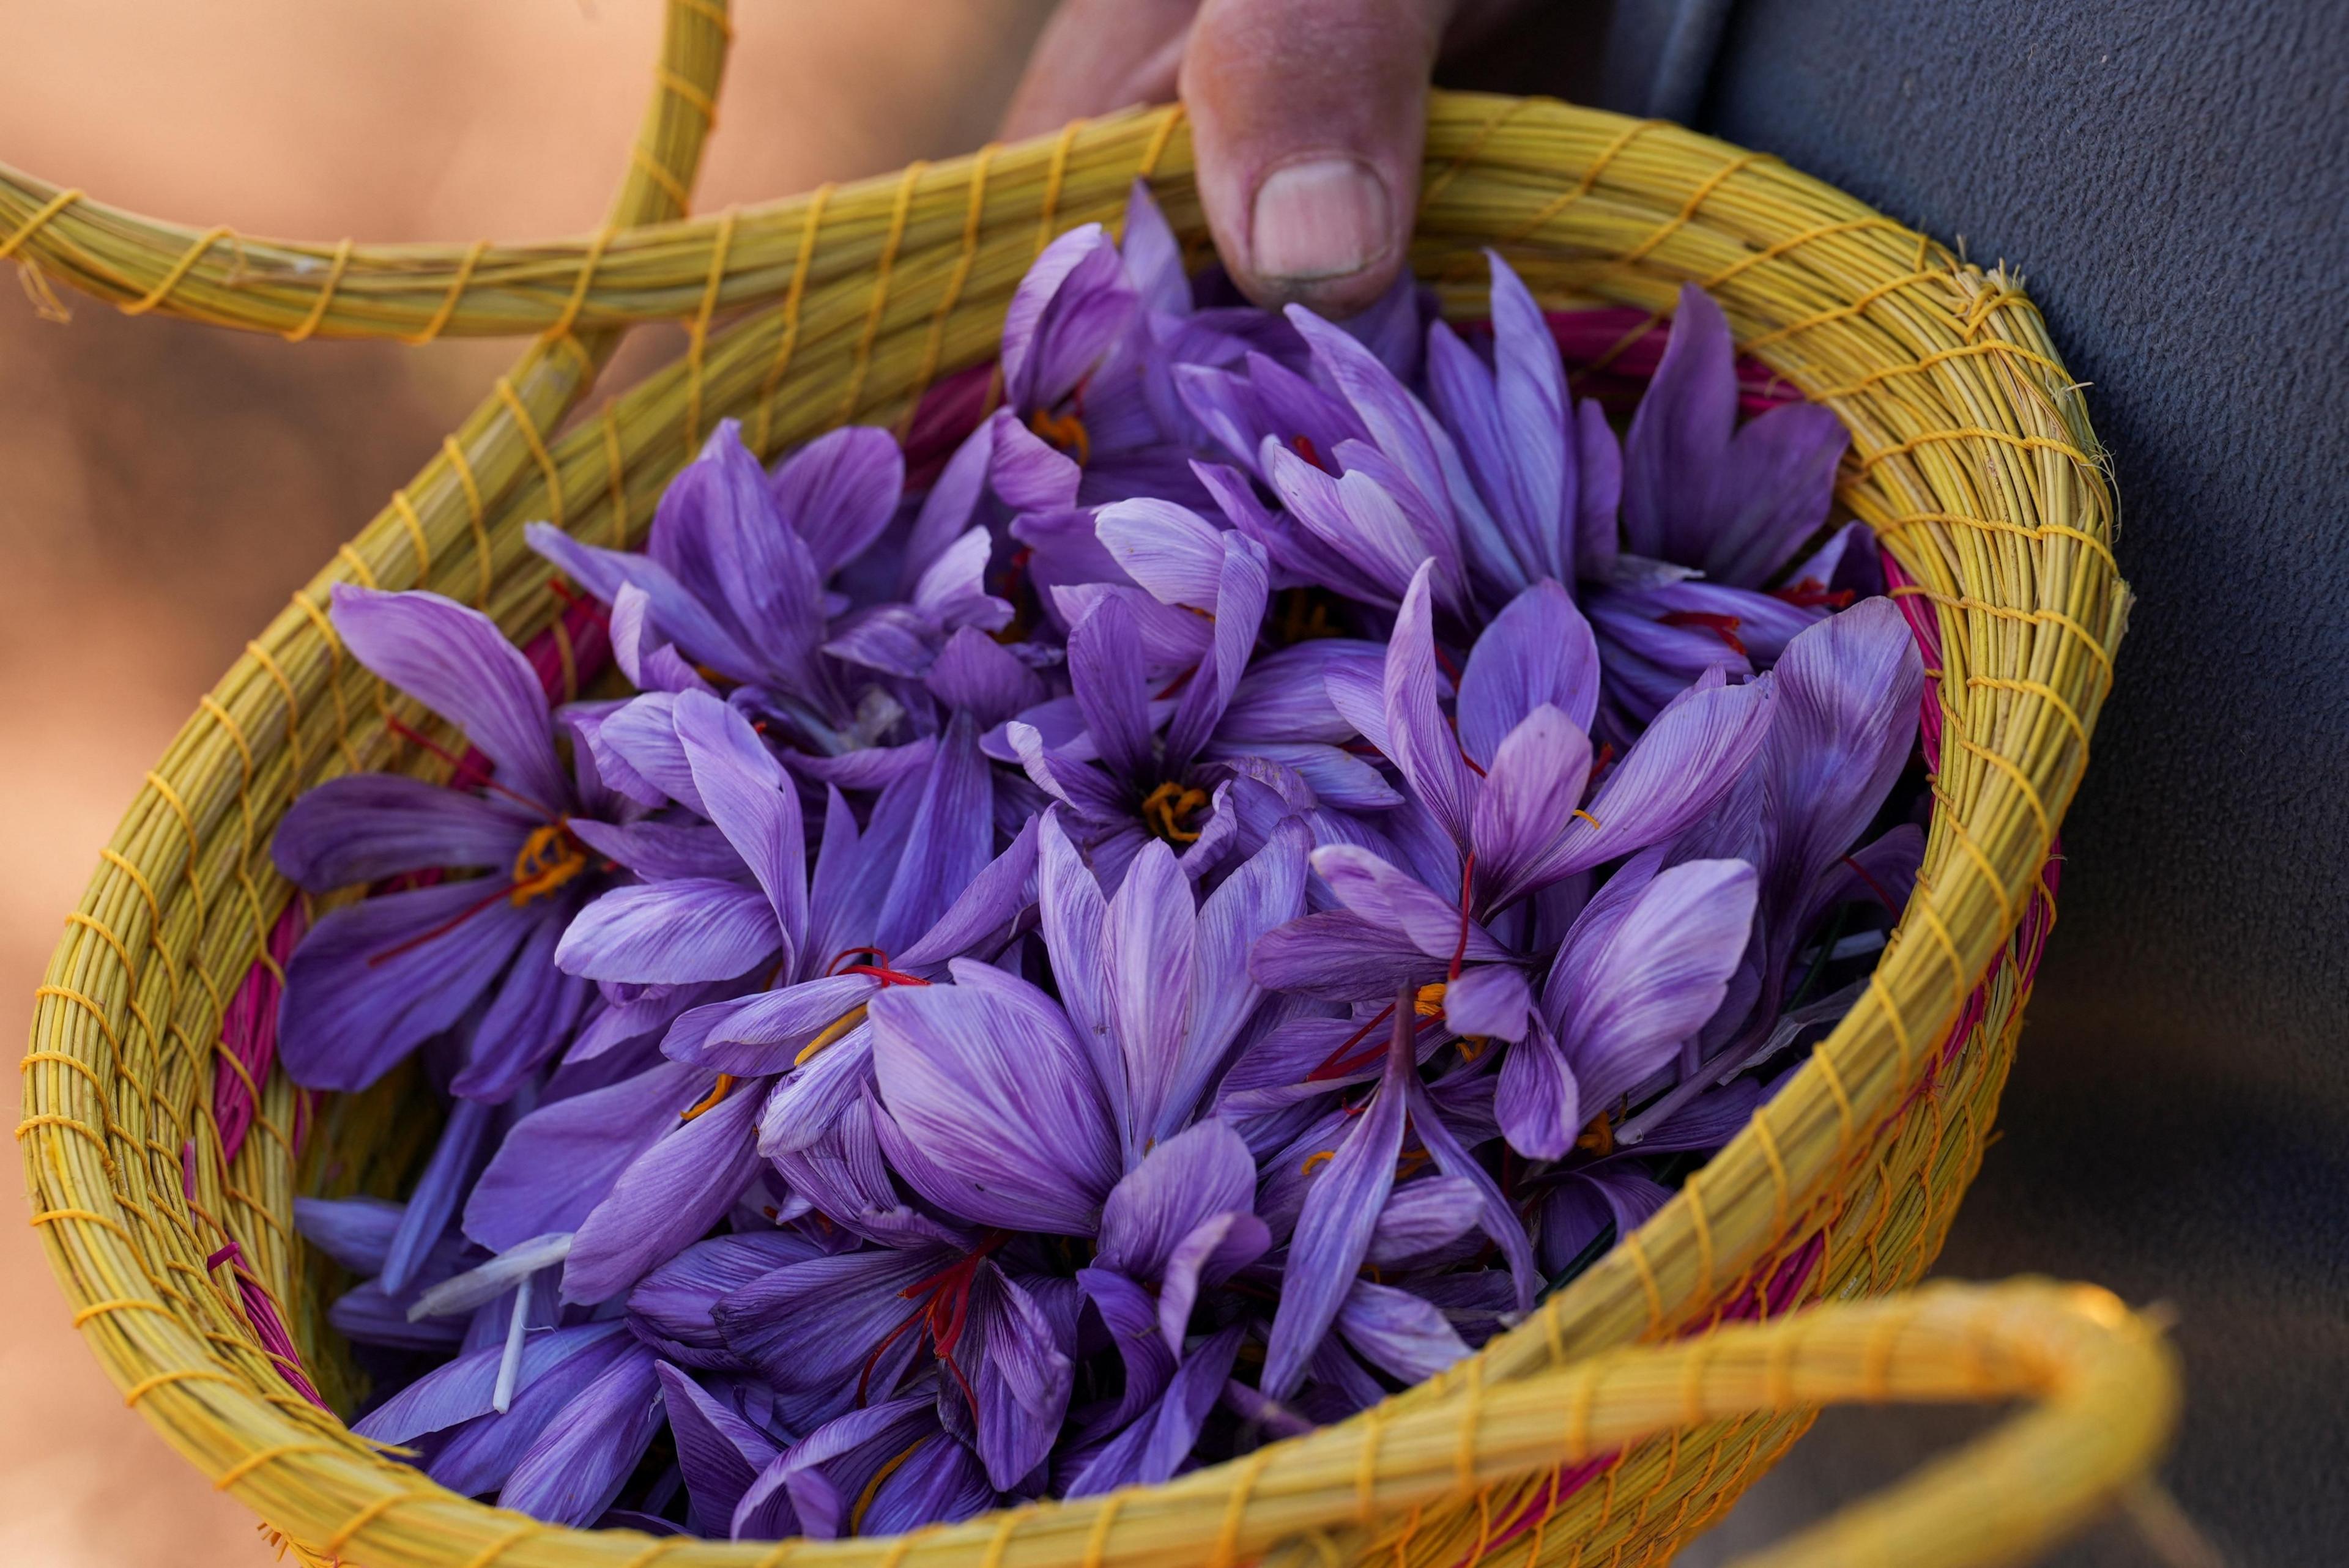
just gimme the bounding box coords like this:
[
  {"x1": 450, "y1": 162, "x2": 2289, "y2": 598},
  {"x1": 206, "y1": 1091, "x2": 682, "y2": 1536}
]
[{"x1": 1179, "y1": 0, "x2": 1453, "y2": 316}]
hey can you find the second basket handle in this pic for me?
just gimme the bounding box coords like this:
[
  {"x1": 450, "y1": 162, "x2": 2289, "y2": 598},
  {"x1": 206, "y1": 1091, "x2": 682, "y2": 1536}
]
[{"x1": 1049, "y1": 1278, "x2": 2177, "y2": 1568}]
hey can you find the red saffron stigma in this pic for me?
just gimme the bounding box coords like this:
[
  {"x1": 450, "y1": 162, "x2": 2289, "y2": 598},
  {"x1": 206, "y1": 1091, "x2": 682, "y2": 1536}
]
[
  {"x1": 365, "y1": 882, "x2": 510, "y2": 967},
  {"x1": 1291, "y1": 434, "x2": 1329, "y2": 472},
  {"x1": 1657, "y1": 611, "x2": 1749, "y2": 656},
  {"x1": 1841, "y1": 853, "x2": 1902, "y2": 912},
  {"x1": 1770, "y1": 578, "x2": 1855, "y2": 610},
  {"x1": 1448, "y1": 852, "x2": 1477, "y2": 982}
]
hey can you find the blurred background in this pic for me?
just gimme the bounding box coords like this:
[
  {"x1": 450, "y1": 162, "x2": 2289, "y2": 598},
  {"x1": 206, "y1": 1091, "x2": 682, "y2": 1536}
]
[{"x1": 0, "y1": 2, "x2": 2312, "y2": 1566}]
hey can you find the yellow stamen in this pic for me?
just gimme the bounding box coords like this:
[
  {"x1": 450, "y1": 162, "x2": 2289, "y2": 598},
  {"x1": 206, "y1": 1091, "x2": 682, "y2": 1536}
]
[
  {"x1": 1572, "y1": 808, "x2": 1602, "y2": 829},
  {"x1": 1395, "y1": 1149, "x2": 1432, "y2": 1180},
  {"x1": 850, "y1": 1435, "x2": 930, "y2": 1534},
  {"x1": 1299, "y1": 1149, "x2": 1335, "y2": 1177},
  {"x1": 508, "y1": 819, "x2": 589, "y2": 906},
  {"x1": 680, "y1": 1074, "x2": 738, "y2": 1122},
  {"x1": 793, "y1": 1005, "x2": 870, "y2": 1068},
  {"x1": 1456, "y1": 1036, "x2": 1488, "y2": 1063},
  {"x1": 1140, "y1": 780, "x2": 1210, "y2": 844},
  {"x1": 1575, "y1": 1111, "x2": 1616, "y2": 1158},
  {"x1": 1028, "y1": 407, "x2": 1092, "y2": 465},
  {"x1": 1412, "y1": 982, "x2": 1447, "y2": 1018}
]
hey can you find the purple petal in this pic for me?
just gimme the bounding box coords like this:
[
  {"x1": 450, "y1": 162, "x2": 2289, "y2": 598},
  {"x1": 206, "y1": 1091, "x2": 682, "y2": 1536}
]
[
  {"x1": 1365, "y1": 1175, "x2": 1486, "y2": 1267},
  {"x1": 665, "y1": 974, "x2": 876, "y2": 1075},
  {"x1": 329, "y1": 585, "x2": 568, "y2": 814},
  {"x1": 1553, "y1": 672, "x2": 1776, "y2": 875},
  {"x1": 293, "y1": 1194, "x2": 404, "y2": 1275},
  {"x1": 527, "y1": 522, "x2": 760, "y2": 684},
  {"x1": 873, "y1": 712, "x2": 994, "y2": 956},
  {"x1": 355, "y1": 1320, "x2": 626, "y2": 1444},
  {"x1": 1310, "y1": 845, "x2": 1506, "y2": 965},
  {"x1": 556, "y1": 879, "x2": 779, "y2": 985},
  {"x1": 1468, "y1": 705, "x2": 1596, "y2": 911},
  {"x1": 1546, "y1": 857, "x2": 1757, "y2": 1113},
  {"x1": 568, "y1": 816, "x2": 746, "y2": 882},
  {"x1": 277, "y1": 879, "x2": 535, "y2": 1093},
  {"x1": 1455, "y1": 579, "x2": 1601, "y2": 765},
  {"x1": 466, "y1": 1060, "x2": 707, "y2": 1250},
  {"x1": 1094, "y1": 498, "x2": 1227, "y2": 610},
  {"x1": 1494, "y1": 1011, "x2": 1581, "y2": 1160},
  {"x1": 1163, "y1": 532, "x2": 1271, "y2": 766},
  {"x1": 1075, "y1": 1267, "x2": 1177, "y2": 1425},
  {"x1": 660, "y1": 423, "x2": 825, "y2": 688},
  {"x1": 629, "y1": 1231, "x2": 833, "y2": 1360},
  {"x1": 989, "y1": 412, "x2": 1083, "y2": 516},
  {"x1": 272, "y1": 773, "x2": 531, "y2": 890},
  {"x1": 659, "y1": 1363, "x2": 784, "y2": 1536},
  {"x1": 895, "y1": 814, "x2": 1041, "y2": 971},
  {"x1": 675, "y1": 688, "x2": 809, "y2": 940},
  {"x1": 1399, "y1": 1068, "x2": 1540, "y2": 1307},
  {"x1": 1066, "y1": 1325, "x2": 1244, "y2": 1498},
  {"x1": 1157, "y1": 1210, "x2": 1270, "y2": 1354},
  {"x1": 1037, "y1": 810, "x2": 1116, "y2": 1086},
  {"x1": 562, "y1": 1081, "x2": 766, "y2": 1303},
  {"x1": 857, "y1": 1426, "x2": 995, "y2": 1537},
  {"x1": 1764, "y1": 598, "x2": 1926, "y2": 916},
  {"x1": 867, "y1": 960, "x2": 1119, "y2": 1234},
  {"x1": 1218, "y1": 640, "x2": 1386, "y2": 745},
  {"x1": 1261, "y1": 1002, "x2": 1411, "y2": 1399},
  {"x1": 425, "y1": 1326, "x2": 636, "y2": 1495},
  {"x1": 496, "y1": 1342, "x2": 664, "y2": 1525},
  {"x1": 1178, "y1": 819, "x2": 1310, "y2": 1113},
  {"x1": 1119, "y1": 179, "x2": 1187, "y2": 316},
  {"x1": 1381, "y1": 561, "x2": 1476, "y2": 844},
  {"x1": 1096, "y1": 1119, "x2": 1256, "y2": 1282},
  {"x1": 594, "y1": 692, "x2": 705, "y2": 814},
  {"x1": 770, "y1": 426, "x2": 904, "y2": 579},
  {"x1": 1066, "y1": 595, "x2": 1156, "y2": 782},
  {"x1": 957, "y1": 1262, "x2": 1075, "y2": 1488},
  {"x1": 1335, "y1": 1279, "x2": 1471, "y2": 1383},
  {"x1": 1103, "y1": 840, "x2": 1199, "y2": 1154},
  {"x1": 713, "y1": 1248, "x2": 936, "y2": 1399},
  {"x1": 1247, "y1": 909, "x2": 1441, "y2": 1000},
  {"x1": 1622, "y1": 284, "x2": 1739, "y2": 563},
  {"x1": 925, "y1": 627, "x2": 1050, "y2": 728},
  {"x1": 452, "y1": 917, "x2": 591, "y2": 1101},
  {"x1": 1001, "y1": 224, "x2": 1138, "y2": 413},
  {"x1": 1441, "y1": 963, "x2": 1531, "y2": 1041}
]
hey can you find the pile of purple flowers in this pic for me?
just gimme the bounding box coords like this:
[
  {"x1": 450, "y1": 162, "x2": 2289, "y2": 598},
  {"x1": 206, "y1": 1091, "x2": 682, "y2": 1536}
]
[{"x1": 281, "y1": 183, "x2": 1923, "y2": 1538}]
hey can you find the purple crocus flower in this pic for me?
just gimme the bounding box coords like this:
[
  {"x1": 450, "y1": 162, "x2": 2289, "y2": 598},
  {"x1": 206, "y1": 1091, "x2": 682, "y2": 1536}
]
[
  {"x1": 273, "y1": 586, "x2": 612, "y2": 1102},
  {"x1": 1584, "y1": 284, "x2": 1861, "y2": 726},
  {"x1": 465, "y1": 689, "x2": 1026, "y2": 1308},
  {"x1": 527, "y1": 418, "x2": 1006, "y2": 788},
  {"x1": 737, "y1": 818, "x2": 1305, "y2": 1485},
  {"x1": 1608, "y1": 596, "x2": 1928, "y2": 1141},
  {"x1": 1254, "y1": 562, "x2": 1773, "y2": 1032}
]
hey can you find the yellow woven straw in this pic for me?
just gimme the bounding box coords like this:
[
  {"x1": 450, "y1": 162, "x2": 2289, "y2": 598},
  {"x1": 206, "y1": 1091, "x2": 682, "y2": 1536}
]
[{"x1": 19, "y1": 6, "x2": 2153, "y2": 1564}]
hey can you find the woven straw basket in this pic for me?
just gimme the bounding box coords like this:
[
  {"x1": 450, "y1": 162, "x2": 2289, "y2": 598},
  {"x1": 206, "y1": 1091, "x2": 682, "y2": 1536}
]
[{"x1": 12, "y1": 5, "x2": 2159, "y2": 1566}]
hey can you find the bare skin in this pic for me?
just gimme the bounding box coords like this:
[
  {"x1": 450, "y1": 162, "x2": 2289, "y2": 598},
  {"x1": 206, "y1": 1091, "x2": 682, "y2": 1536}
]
[{"x1": 1001, "y1": 0, "x2": 1528, "y2": 316}]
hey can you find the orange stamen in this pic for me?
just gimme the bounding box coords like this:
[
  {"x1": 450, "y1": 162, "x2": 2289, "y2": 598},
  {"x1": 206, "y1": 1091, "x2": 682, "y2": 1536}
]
[{"x1": 680, "y1": 1073, "x2": 738, "y2": 1122}]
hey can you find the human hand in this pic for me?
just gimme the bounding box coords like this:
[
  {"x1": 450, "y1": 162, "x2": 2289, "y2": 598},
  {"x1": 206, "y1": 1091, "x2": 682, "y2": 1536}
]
[{"x1": 1000, "y1": 0, "x2": 1523, "y2": 316}]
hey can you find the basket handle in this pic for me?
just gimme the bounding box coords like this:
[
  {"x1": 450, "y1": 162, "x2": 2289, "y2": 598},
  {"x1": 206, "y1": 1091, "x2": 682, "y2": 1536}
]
[{"x1": 1228, "y1": 1279, "x2": 2178, "y2": 1568}]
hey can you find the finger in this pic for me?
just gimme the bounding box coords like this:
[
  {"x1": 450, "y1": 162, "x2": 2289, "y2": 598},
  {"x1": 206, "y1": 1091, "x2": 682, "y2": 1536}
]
[
  {"x1": 1179, "y1": 0, "x2": 1453, "y2": 316},
  {"x1": 1000, "y1": 0, "x2": 1200, "y2": 141}
]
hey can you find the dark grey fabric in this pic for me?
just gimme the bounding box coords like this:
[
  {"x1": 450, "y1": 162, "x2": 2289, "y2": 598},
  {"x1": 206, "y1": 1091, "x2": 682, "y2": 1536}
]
[{"x1": 1630, "y1": 2, "x2": 2348, "y2": 1562}]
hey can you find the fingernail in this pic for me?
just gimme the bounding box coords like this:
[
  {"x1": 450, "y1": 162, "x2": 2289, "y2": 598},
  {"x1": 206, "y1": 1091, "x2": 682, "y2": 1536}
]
[{"x1": 1249, "y1": 158, "x2": 1390, "y2": 284}]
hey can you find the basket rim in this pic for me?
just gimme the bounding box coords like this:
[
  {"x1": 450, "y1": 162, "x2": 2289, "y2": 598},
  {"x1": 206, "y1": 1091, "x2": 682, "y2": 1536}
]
[{"x1": 20, "y1": 87, "x2": 2127, "y2": 1568}]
